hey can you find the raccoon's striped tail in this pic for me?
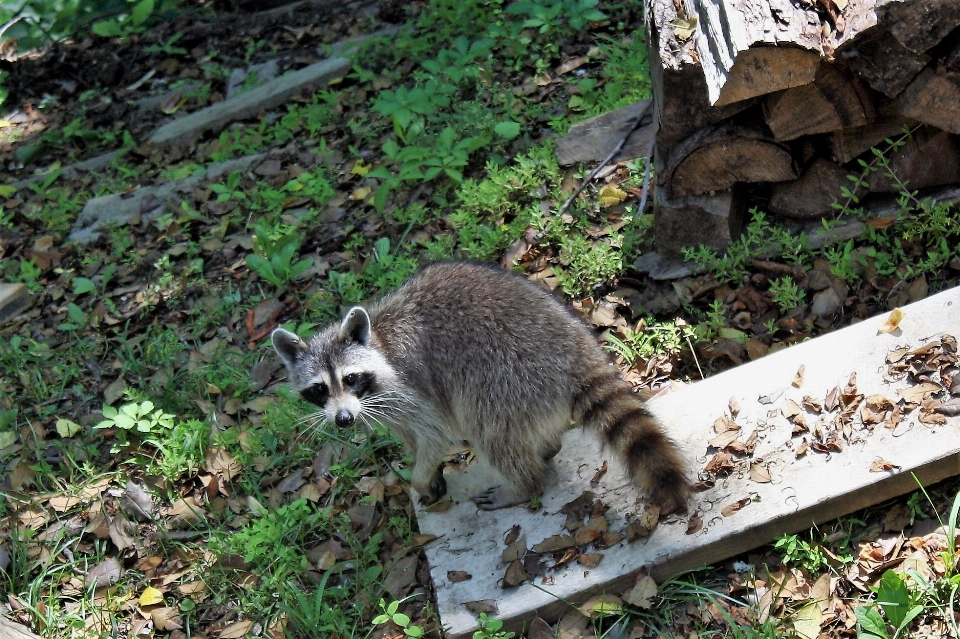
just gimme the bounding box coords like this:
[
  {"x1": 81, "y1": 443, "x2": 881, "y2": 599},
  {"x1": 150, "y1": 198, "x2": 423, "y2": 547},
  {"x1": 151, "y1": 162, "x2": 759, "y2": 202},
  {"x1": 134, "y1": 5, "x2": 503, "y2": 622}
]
[{"x1": 575, "y1": 373, "x2": 690, "y2": 514}]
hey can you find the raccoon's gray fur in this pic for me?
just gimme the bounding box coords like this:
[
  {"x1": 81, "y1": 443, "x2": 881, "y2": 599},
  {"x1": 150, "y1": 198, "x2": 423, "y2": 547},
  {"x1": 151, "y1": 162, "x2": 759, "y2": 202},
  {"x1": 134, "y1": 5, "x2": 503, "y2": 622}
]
[{"x1": 272, "y1": 261, "x2": 690, "y2": 512}]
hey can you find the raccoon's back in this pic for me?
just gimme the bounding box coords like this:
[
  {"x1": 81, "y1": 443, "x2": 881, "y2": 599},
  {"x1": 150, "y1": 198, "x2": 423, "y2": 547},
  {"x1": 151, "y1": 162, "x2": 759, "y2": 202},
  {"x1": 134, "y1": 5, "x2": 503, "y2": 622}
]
[{"x1": 370, "y1": 261, "x2": 602, "y2": 412}]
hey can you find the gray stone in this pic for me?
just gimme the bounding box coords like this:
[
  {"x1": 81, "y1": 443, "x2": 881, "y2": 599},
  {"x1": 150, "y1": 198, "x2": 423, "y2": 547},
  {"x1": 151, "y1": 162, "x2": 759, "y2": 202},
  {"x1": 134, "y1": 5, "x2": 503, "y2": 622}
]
[
  {"x1": 810, "y1": 287, "x2": 843, "y2": 318},
  {"x1": 68, "y1": 154, "x2": 266, "y2": 244}
]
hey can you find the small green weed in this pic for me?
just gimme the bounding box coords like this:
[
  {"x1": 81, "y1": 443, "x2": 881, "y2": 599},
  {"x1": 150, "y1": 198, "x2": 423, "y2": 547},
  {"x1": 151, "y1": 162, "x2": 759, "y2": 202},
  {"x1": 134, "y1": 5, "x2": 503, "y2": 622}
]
[
  {"x1": 246, "y1": 219, "x2": 314, "y2": 289},
  {"x1": 604, "y1": 318, "x2": 695, "y2": 366},
  {"x1": 774, "y1": 533, "x2": 832, "y2": 573},
  {"x1": 373, "y1": 598, "x2": 424, "y2": 638},
  {"x1": 768, "y1": 276, "x2": 805, "y2": 312}
]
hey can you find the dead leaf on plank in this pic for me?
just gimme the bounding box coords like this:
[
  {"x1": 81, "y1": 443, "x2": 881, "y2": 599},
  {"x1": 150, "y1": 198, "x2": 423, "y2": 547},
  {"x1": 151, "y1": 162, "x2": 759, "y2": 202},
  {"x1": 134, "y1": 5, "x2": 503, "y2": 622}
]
[
  {"x1": 781, "y1": 398, "x2": 801, "y2": 419},
  {"x1": 877, "y1": 308, "x2": 904, "y2": 334},
  {"x1": 728, "y1": 396, "x2": 741, "y2": 417},
  {"x1": 792, "y1": 364, "x2": 805, "y2": 388},
  {"x1": 463, "y1": 599, "x2": 498, "y2": 614},
  {"x1": 795, "y1": 439, "x2": 808, "y2": 457},
  {"x1": 721, "y1": 497, "x2": 751, "y2": 517},
  {"x1": 424, "y1": 498, "x2": 452, "y2": 513},
  {"x1": 749, "y1": 464, "x2": 771, "y2": 483},
  {"x1": 708, "y1": 429, "x2": 741, "y2": 450},
  {"x1": 934, "y1": 397, "x2": 960, "y2": 416},
  {"x1": 533, "y1": 534, "x2": 576, "y2": 553},
  {"x1": 447, "y1": 570, "x2": 472, "y2": 583},
  {"x1": 590, "y1": 461, "x2": 608, "y2": 484},
  {"x1": 703, "y1": 451, "x2": 735, "y2": 475},
  {"x1": 503, "y1": 524, "x2": 521, "y2": 545},
  {"x1": 627, "y1": 506, "x2": 660, "y2": 540},
  {"x1": 824, "y1": 386, "x2": 840, "y2": 412},
  {"x1": 686, "y1": 515, "x2": 703, "y2": 535},
  {"x1": 501, "y1": 536, "x2": 526, "y2": 563},
  {"x1": 759, "y1": 389, "x2": 784, "y2": 404},
  {"x1": 898, "y1": 382, "x2": 941, "y2": 403},
  {"x1": 870, "y1": 459, "x2": 900, "y2": 472},
  {"x1": 503, "y1": 559, "x2": 526, "y2": 588},
  {"x1": 578, "y1": 553, "x2": 604, "y2": 568},
  {"x1": 801, "y1": 395, "x2": 823, "y2": 413},
  {"x1": 713, "y1": 415, "x2": 740, "y2": 434}
]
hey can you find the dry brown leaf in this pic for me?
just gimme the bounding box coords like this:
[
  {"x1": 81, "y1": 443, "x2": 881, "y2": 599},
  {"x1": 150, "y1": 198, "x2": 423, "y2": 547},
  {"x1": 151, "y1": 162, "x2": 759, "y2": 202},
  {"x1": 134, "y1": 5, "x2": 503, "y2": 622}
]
[
  {"x1": 793, "y1": 364, "x2": 805, "y2": 388},
  {"x1": 877, "y1": 308, "x2": 904, "y2": 334},
  {"x1": 463, "y1": 599, "x2": 499, "y2": 614},
  {"x1": 503, "y1": 559, "x2": 526, "y2": 588},
  {"x1": 220, "y1": 620, "x2": 254, "y2": 639},
  {"x1": 151, "y1": 607, "x2": 183, "y2": 631},
  {"x1": 590, "y1": 461, "x2": 608, "y2": 484},
  {"x1": 870, "y1": 459, "x2": 900, "y2": 472},
  {"x1": 622, "y1": 575, "x2": 658, "y2": 609},
  {"x1": 721, "y1": 497, "x2": 751, "y2": 517},
  {"x1": 708, "y1": 429, "x2": 741, "y2": 450},
  {"x1": 686, "y1": 515, "x2": 703, "y2": 535},
  {"x1": 447, "y1": 570, "x2": 472, "y2": 583},
  {"x1": 728, "y1": 396, "x2": 741, "y2": 417},
  {"x1": 532, "y1": 534, "x2": 576, "y2": 553},
  {"x1": 501, "y1": 536, "x2": 526, "y2": 563},
  {"x1": 578, "y1": 553, "x2": 603, "y2": 568},
  {"x1": 749, "y1": 464, "x2": 771, "y2": 483},
  {"x1": 781, "y1": 399, "x2": 801, "y2": 419}
]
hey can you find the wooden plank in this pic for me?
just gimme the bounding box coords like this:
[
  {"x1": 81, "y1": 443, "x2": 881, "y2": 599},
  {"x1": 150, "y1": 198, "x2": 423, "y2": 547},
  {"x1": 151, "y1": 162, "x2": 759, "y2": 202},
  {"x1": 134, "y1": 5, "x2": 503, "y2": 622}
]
[
  {"x1": 0, "y1": 615, "x2": 42, "y2": 639},
  {"x1": 555, "y1": 100, "x2": 652, "y2": 166},
  {"x1": 416, "y1": 287, "x2": 960, "y2": 638}
]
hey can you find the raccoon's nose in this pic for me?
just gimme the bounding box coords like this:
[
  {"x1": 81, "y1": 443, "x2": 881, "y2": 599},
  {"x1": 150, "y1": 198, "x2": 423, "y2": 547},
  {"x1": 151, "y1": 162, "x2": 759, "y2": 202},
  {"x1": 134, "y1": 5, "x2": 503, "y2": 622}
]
[{"x1": 335, "y1": 410, "x2": 355, "y2": 427}]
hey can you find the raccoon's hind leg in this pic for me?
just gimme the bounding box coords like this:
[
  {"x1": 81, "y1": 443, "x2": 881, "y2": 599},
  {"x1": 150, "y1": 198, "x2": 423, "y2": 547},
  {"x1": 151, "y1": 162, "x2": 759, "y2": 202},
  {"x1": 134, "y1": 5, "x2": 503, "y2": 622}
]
[
  {"x1": 470, "y1": 415, "x2": 564, "y2": 510},
  {"x1": 574, "y1": 373, "x2": 690, "y2": 514}
]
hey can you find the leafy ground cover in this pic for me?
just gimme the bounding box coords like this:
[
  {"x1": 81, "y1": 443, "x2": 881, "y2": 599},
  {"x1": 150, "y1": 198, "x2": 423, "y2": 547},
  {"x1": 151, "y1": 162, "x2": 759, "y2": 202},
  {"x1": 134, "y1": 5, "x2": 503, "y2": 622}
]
[{"x1": 1, "y1": 1, "x2": 960, "y2": 638}]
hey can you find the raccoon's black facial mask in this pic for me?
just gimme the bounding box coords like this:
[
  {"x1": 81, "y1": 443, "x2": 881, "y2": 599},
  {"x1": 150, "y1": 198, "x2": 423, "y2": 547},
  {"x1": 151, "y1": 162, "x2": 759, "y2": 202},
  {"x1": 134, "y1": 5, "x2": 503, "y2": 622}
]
[
  {"x1": 343, "y1": 372, "x2": 376, "y2": 398},
  {"x1": 300, "y1": 383, "x2": 329, "y2": 407}
]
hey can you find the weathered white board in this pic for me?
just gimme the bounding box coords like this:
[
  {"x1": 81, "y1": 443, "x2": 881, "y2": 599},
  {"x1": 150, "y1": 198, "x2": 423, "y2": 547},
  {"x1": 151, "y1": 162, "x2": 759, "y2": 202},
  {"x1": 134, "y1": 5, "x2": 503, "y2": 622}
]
[{"x1": 414, "y1": 286, "x2": 960, "y2": 638}]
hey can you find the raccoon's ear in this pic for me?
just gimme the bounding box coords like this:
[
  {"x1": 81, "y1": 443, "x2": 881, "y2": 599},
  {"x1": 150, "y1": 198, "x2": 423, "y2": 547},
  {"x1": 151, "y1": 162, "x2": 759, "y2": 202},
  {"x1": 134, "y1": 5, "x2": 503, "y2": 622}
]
[
  {"x1": 339, "y1": 307, "x2": 371, "y2": 345},
  {"x1": 272, "y1": 328, "x2": 306, "y2": 373}
]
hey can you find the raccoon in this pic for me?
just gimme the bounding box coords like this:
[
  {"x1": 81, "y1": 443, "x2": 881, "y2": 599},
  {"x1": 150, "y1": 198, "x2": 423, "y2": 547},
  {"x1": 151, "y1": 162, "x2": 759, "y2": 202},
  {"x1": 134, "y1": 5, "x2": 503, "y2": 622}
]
[{"x1": 272, "y1": 260, "x2": 690, "y2": 513}]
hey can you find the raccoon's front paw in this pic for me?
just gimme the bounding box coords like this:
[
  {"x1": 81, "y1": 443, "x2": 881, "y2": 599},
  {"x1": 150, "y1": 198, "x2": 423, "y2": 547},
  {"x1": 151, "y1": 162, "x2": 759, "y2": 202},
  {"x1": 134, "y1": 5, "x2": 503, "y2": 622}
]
[
  {"x1": 416, "y1": 469, "x2": 447, "y2": 506},
  {"x1": 471, "y1": 486, "x2": 530, "y2": 510}
]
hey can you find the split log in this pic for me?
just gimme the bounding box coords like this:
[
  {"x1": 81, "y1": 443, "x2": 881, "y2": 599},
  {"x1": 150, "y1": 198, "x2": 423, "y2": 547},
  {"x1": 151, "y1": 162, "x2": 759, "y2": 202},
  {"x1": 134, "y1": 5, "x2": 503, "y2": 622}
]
[
  {"x1": 764, "y1": 63, "x2": 876, "y2": 141},
  {"x1": 664, "y1": 121, "x2": 797, "y2": 198},
  {"x1": 0, "y1": 616, "x2": 42, "y2": 639},
  {"x1": 769, "y1": 158, "x2": 850, "y2": 219},
  {"x1": 867, "y1": 127, "x2": 960, "y2": 192},
  {"x1": 686, "y1": 0, "x2": 823, "y2": 106},
  {"x1": 648, "y1": 3, "x2": 752, "y2": 149},
  {"x1": 653, "y1": 186, "x2": 744, "y2": 254},
  {"x1": 834, "y1": 25, "x2": 929, "y2": 97},
  {"x1": 898, "y1": 67, "x2": 960, "y2": 134},
  {"x1": 831, "y1": 101, "x2": 917, "y2": 163},
  {"x1": 878, "y1": 0, "x2": 960, "y2": 54}
]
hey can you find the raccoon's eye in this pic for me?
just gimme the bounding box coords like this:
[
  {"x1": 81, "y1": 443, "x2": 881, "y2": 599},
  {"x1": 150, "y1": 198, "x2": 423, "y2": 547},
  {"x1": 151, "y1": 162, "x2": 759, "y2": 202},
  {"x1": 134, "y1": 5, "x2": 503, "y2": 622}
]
[
  {"x1": 300, "y1": 383, "x2": 329, "y2": 407},
  {"x1": 343, "y1": 373, "x2": 359, "y2": 386}
]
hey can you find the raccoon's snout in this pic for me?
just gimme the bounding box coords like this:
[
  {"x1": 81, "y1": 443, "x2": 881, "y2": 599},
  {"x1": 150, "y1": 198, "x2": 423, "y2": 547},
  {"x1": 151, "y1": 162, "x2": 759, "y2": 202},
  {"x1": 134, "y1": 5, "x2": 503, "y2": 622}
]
[{"x1": 335, "y1": 410, "x2": 355, "y2": 427}]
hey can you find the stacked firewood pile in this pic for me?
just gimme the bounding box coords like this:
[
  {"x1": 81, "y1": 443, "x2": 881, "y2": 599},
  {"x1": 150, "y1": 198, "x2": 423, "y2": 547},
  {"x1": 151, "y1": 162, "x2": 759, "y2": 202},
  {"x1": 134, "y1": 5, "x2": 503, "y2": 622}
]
[{"x1": 647, "y1": 0, "x2": 960, "y2": 253}]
